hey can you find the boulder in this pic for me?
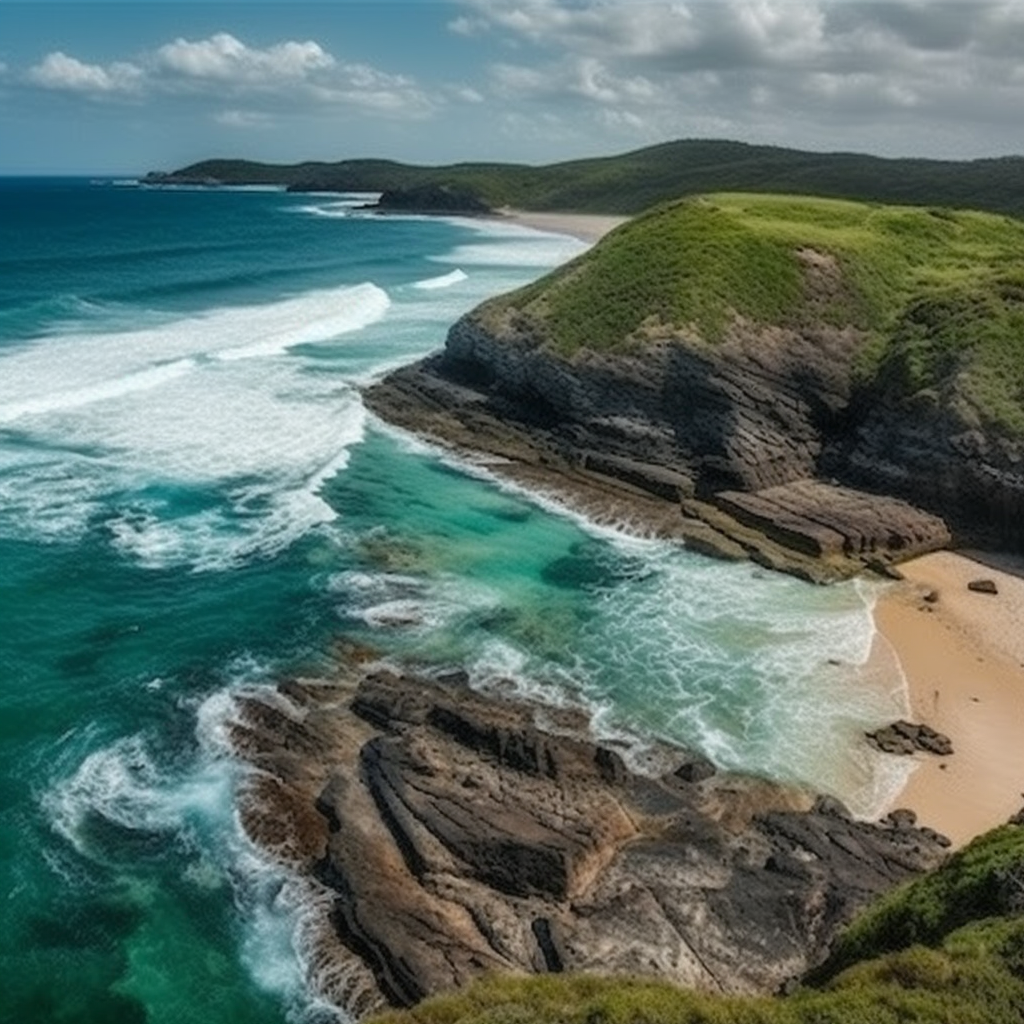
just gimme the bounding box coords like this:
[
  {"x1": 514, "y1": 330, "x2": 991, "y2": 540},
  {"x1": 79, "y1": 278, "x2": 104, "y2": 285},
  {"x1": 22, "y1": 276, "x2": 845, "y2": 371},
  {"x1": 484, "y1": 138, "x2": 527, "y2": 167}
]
[
  {"x1": 968, "y1": 578, "x2": 999, "y2": 595},
  {"x1": 866, "y1": 720, "x2": 953, "y2": 757}
]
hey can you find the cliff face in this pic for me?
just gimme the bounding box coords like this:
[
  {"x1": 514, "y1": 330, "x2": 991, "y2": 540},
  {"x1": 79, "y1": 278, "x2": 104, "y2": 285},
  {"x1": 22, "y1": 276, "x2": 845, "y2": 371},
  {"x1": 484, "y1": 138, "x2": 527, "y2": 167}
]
[
  {"x1": 366, "y1": 308, "x2": 955, "y2": 579},
  {"x1": 440, "y1": 309, "x2": 857, "y2": 495},
  {"x1": 846, "y1": 396, "x2": 1024, "y2": 552},
  {"x1": 432, "y1": 309, "x2": 1024, "y2": 548},
  {"x1": 367, "y1": 194, "x2": 1024, "y2": 566}
]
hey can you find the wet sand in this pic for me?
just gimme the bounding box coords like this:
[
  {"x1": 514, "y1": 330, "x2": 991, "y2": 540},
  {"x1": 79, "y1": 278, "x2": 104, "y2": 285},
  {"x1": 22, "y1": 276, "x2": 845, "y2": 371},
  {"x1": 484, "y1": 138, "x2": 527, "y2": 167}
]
[
  {"x1": 499, "y1": 209, "x2": 629, "y2": 243},
  {"x1": 876, "y1": 550, "x2": 1024, "y2": 848}
]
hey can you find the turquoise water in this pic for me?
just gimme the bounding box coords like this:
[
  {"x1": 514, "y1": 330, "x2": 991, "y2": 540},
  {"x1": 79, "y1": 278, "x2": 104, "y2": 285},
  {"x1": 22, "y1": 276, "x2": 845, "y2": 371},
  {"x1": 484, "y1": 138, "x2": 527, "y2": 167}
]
[{"x1": 0, "y1": 179, "x2": 908, "y2": 1023}]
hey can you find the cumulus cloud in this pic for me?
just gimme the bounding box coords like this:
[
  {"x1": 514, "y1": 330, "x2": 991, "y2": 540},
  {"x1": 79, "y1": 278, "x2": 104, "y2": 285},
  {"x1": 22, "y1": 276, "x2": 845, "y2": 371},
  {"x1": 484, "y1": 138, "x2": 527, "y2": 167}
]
[
  {"x1": 28, "y1": 52, "x2": 143, "y2": 96},
  {"x1": 156, "y1": 33, "x2": 334, "y2": 84},
  {"x1": 24, "y1": 32, "x2": 433, "y2": 117},
  {"x1": 457, "y1": 0, "x2": 1024, "y2": 153}
]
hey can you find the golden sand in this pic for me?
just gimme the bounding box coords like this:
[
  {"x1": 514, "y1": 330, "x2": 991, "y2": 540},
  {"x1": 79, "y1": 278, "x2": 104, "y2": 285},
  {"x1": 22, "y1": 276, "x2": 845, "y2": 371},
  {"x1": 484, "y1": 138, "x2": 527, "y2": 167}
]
[{"x1": 876, "y1": 550, "x2": 1024, "y2": 847}]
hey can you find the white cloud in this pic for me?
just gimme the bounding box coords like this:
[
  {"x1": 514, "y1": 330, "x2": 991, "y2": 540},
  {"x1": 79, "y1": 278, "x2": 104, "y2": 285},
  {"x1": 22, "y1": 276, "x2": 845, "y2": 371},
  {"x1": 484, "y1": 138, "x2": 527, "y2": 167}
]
[
  {"x1": 448, "y1": 15, "x2": 487, "y2": 36},
  {"x1": 27, "y1": 52, "x2": 143, "y2": 96},
  {"x1": 22, "y1": 32, "x2": 434, "y2": 119},
  {"x1": 156, "y1": 33, "x2": 334, "y2": 84},
  {"x1": 459, "y1": 0, "x2": 1024, "y2": 154},
  {"x1": 213, "y1": 108, "x2": 274, "y2": 129},
  {"x1": 449, "y1": 84, "x2": 486, "y2": 103}
]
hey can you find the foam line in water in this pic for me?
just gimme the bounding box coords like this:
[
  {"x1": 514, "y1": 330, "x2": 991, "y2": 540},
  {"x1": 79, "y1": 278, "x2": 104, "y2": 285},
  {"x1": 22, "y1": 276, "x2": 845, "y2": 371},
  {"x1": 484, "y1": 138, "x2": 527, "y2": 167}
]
[
  {"x1": 215, "y1": 283, "x2": 390, "y2": 361},
  {"x1": 427, "y1": 217, "x2": 588, "y2": 269},
  {"x1": 0, "y1": 358, "x2": 195, "y2": 424},
  {"x1": 42, "y1": 679, "x2": 351, "y2": 1022},
  {"x1": 412, "y1": 269, "x2": 468, "y2": 290},
  {"x1": 0, "y1": 364, "x2": 367, "y2": 568},
  {"x1": 0, "y1": 282, "x2": 389, "y2": 424},
  {"x1": 288, "y1": 194, "x2": 381, "y2": 218},
  {"x1": 42, "y1": 732, "x2": 235, "y2": 856}
]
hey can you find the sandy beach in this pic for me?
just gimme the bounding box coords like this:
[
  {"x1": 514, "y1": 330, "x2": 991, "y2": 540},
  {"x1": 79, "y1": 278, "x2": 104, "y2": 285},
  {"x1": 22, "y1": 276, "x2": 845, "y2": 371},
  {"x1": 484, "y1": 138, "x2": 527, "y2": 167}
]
[
  {"x1": 500, "y1": 208, "x2": 629, "y2": 243},
  {"x1": 877, "y1": 550, "x2": 1024, "y2": 848}
]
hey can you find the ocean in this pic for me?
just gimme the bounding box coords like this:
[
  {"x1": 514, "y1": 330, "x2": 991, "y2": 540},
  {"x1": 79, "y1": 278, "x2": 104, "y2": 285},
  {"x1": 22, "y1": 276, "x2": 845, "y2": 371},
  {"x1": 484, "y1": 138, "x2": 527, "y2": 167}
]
[{"x1": 0, "y1": 178, "x2": 910, "y2": 1023}]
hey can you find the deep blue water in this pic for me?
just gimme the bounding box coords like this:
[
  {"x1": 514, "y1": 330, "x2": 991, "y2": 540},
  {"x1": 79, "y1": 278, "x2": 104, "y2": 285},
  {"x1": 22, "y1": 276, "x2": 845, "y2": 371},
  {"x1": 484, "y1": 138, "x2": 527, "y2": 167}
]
[{"x1": 0, "y1": 178, "x2": 909, "y2": 1023}]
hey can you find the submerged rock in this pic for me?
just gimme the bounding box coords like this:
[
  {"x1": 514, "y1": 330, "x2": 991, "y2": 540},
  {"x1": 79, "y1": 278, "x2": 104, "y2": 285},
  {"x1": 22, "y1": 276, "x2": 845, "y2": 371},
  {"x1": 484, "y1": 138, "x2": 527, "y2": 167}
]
[{"x1": 231, "y1": 666, "x2": 949, "y2": 1013}]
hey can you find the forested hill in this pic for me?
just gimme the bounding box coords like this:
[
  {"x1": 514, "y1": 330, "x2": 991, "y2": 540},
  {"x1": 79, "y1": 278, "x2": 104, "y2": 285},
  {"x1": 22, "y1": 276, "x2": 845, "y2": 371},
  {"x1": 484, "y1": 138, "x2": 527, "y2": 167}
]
[{"x1": 147, "y1": 138, "x2": 1024, "y2": 217}]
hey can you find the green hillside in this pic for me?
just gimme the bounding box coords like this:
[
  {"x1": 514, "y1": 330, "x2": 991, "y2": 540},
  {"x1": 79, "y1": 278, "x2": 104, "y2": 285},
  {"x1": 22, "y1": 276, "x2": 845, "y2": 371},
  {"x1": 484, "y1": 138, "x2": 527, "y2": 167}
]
[
  {"x1": 151, "y1": 138, "x2": 1024, "y2": 217},
  {"x1": 477, "y1": 193, "x2": 1024, "y2": 439},
  {"x1": 370, "y1": 825, "x2": 1024, "y2": 1024}
]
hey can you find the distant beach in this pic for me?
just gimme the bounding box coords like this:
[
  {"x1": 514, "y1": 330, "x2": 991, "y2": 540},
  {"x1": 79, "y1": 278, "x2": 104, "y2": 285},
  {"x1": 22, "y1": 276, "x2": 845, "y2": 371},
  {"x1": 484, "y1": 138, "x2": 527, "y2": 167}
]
[
  {"x1": 500, "y1": 208, "x2": 629, "y2": 243},
  {"x1": 877, "y1": 550, "x2": 1024, "y2": 847}
]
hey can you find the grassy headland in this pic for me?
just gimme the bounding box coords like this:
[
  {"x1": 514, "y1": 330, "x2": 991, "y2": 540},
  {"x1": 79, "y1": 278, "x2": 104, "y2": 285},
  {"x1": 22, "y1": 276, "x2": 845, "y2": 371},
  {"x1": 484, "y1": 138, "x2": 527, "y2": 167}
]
[
  {"x1": 477, "y1": 193, "x2": 1024, "y2": 439},
  {"x1": 150, "y1": 138, "x2": 1024, "y2": 218},
  {"x1": 370, "y1": 825, "x2": 1024, "y2": 1024}
]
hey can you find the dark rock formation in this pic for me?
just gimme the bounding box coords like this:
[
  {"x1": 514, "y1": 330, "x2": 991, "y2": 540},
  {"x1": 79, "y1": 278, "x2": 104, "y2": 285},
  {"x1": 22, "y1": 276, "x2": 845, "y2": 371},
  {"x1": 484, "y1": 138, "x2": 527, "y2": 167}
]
[
  {"x1": 365, "y1": 306, "x2": 952, "y2": 581},
  {"x1": 866, "y1": 720, "x2": 954, "y2": 757},
  {"x1": 967, "y1": 578, "x2": 999, "y2": 595},
  {"x1": 370, "y1": 184, "x2": 491, "y2": 215},
  {"x1": 844, "y1": 396, "x2": 1024, "y2": 553},
  {"x1": 231, "y1": 667, "x2": 949, "y2": 1014}
]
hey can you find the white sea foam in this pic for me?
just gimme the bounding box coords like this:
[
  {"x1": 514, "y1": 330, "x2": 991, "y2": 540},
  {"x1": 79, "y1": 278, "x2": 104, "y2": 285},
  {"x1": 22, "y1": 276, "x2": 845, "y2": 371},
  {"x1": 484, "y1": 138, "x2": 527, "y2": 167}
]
[
  {"x1": 215, "y1": 284, "x2": 389, "y2": 361},
  {"x1": 42, "y1": 684, "x2": 350, "y2": 1022},
  {"x1": 430, "y1": 231, "x2": 586, "y2": 268},
  {"x1": 412, "y1": 269, "x2": 468, "y2": 290},
  {"x1": 333, "y1": 567, "x2": 500, "y2": 637},
  {"x1": 0, "y1": 358, "x2": 196, "y2": 423},
  {"x1": 0, "y1": 284, "x2": 380, "y2": 565},
  {"x1": 196, "y1": 687, "x2": 363, "y2": 1021},
  {"x1": 289, "y1": 194, "x2": 381, "y2": 219},
  {"x1": 0, "y1": 282, "x2": 389, "y2": 425},
  {"x1": 42, "y1": 732, "x2": 235, "y2": 857}
]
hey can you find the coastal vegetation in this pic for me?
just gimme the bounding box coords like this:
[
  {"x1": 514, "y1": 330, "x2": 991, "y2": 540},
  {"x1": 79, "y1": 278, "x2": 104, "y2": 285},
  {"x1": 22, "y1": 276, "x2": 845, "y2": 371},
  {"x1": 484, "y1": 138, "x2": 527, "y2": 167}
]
[
  {"x1": 480, "y1": 193, "x2": 1024, "y2": 440},
  {"x1": 149, "y1": 138, "x2": 1024, "y2": 218},
  {"x1": 370, "y1": 825, "x2": 1024, "y2": 1024}
]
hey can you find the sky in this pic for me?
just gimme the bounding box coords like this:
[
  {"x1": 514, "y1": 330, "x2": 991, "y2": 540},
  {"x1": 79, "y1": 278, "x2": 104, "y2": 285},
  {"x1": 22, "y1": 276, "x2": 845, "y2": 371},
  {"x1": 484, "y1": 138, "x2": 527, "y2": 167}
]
[{"x1": 0, "y1": 0, "x2": 1022, "y2": 174}]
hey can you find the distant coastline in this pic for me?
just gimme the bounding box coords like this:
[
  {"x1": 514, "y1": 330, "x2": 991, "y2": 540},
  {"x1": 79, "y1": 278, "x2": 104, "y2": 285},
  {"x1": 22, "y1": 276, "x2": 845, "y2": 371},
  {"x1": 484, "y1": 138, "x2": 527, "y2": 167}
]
[{"x1": 143, "y1": 137, "x2": 1024, "y2": 219}]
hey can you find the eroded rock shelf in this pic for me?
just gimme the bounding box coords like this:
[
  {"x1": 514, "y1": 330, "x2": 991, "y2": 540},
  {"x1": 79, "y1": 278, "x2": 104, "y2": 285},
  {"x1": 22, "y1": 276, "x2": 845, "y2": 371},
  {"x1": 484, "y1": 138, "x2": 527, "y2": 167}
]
[{"x1": 230, "y1": 666, "x2": 949, "y2": 1013}]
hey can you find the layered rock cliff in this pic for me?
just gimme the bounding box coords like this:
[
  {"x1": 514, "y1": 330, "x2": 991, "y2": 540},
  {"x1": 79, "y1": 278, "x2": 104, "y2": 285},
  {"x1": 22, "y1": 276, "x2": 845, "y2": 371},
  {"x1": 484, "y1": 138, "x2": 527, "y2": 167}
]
[
  {"x1": 366, "y1": 195, "x2": 1024, "y2": 571},
  {"x1": 366, "y1": 312, "x2": 953, "y2": 580}
]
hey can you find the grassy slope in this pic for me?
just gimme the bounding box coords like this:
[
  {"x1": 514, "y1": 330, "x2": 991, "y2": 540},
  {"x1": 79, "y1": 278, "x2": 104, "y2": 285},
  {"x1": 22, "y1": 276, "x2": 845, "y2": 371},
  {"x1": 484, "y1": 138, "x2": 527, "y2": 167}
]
[
  {"x1": 161, "y1": 139, "x2": 1024, "y2": 218},
  {"x1": 478, "y1": 193, "x2": 1024, "y2": 438},
  {"x1": 369, "y1": 826, "x2": 1024, "y2": 1024}
]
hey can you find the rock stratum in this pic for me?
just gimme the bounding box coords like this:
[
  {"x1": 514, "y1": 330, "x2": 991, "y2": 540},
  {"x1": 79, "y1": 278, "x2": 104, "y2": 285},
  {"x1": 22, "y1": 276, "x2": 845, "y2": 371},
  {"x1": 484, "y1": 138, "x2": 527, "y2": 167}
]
[
  {"x1": 230, "y1": 665, "x2": 948, "y2": 1015},
  {"x1": 366, "y1": 194, "x2": 1024, "y2": 578}
]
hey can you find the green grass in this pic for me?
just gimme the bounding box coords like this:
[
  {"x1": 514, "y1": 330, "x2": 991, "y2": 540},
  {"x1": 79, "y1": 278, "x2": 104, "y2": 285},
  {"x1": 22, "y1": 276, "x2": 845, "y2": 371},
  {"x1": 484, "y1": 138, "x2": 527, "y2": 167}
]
[
  {"x1": 369, "y1": 827, "x2": 1024, "y2": 1024},
  {"x1": 809, "y1": 824, "x2": 1024, "y2": 981},
  {"x1": 477, "y1": 192, "x2": 1024, "y2": 438}
]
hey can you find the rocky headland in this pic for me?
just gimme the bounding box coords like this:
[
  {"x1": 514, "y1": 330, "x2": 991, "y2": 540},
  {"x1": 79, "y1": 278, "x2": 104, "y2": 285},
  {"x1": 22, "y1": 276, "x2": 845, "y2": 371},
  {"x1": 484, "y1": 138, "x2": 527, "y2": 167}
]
[
  {"x1": 367, "y1": 184, "x2": 492, "y2": 216},
  {"x1": 366, "y1": 194, "x2": 1024, "y2": 581},
  {"x1": 229, "y1": 662, "x2": 949, "y2": 1014}
]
